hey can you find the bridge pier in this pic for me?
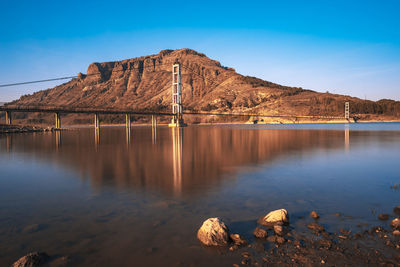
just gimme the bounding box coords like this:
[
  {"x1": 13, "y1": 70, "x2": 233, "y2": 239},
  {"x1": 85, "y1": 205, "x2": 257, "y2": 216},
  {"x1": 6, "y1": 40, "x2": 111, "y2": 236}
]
[
  {"x1": 126, "y1": 114, "x2": 131, "y2": 129},
  {"x1": 5, "y1": 111, "x2": 11, "y2": 125},
  {"x1": 94, "y1": 113, "x2": 100, "y2": 129},
  {"x1": 54, "y1": 112, "x2": 61, "y2": 129},
  {"x1": 152, "y1": 115, "x2": 157, "y2": 144}
]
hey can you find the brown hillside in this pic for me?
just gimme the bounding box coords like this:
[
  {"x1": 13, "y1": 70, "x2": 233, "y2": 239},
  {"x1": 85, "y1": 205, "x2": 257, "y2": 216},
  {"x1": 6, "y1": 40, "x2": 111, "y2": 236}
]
[{"x1": 6, "y1": 48, "x2": 400, "y2": 123}]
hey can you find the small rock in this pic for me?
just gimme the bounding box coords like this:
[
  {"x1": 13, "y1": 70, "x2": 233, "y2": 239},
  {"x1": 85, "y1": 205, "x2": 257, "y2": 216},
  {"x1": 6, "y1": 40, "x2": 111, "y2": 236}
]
[
  {"x1": 241, "y1": 252, "x2": 251, "y2": 258},
  {"x1": 310, "y1": 211, "x2": 320, "y2": 219},
  {"x1": 229, "y1": 245, "x2": 238, "y2": 251},
  {"x1": 273, "y1": 225, "x2": 284, "y2": 236},
  {"x1": 230, "y1": 234, "x2": 248, "y2": 246},
  {"x1": 266, "y1": 235, "x2": 276, "y2": 242},
  {"x1": 276, "y1": 236, "x2": 285, "y2": 244},
  {"x1": 22, "y1": 224, "x2": 42, "y2": 234},
  {"x1": 333, "y1": 213, "x2": 341, "y2": 217},
  {"x1": 197, "y1": 218, "x2": 230, "y2": 246},
  {"x1": 378, "y1": 214, "x2": 389, "y2": 221},
  {"x1": 307, "y1": 223, "x2": 325, "y2": 232},
  {"x1": 339, "y1": 228, "x2": 351, "y2": 235},
  {"x1": 253, "y1": 227, "x2": 268, "y2": 238},
  {"x1": 12, "y1": 252, "x2": 49, "y2": 267},
  {"x1": 393, "y1": 230, "x2": 400, "y2": 236},
  {"x1": 394, "y1": 206, "x2": 400, "y2": 215},
  {"x1": 258, "y1": 209, "x2": 289, "y2": 226},
  {"x1": 390, "y1": 218, "x2": 400, "y2": 229}
]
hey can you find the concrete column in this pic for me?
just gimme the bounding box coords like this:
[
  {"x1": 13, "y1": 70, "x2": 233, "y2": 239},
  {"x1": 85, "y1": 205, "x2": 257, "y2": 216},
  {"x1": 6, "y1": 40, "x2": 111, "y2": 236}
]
[
  {"x1": 94, "y1": 113, "x2": 100, "y2": 129},
  {"x1": 5, "y1": 111, "x2": 11, "y2": 125},
  {"x1": 54, "y1": 112, "x2": 61, "y2": 129},
  {"x1": 126, "y1": 114, "x2": 131, "y2": 129}
]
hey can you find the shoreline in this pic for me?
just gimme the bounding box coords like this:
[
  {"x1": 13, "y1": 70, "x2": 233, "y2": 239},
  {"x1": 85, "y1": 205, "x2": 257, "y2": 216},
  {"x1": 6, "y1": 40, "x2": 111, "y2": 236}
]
[{"x1": 1, "y1": 120, "x2": 400, "y2": 134}]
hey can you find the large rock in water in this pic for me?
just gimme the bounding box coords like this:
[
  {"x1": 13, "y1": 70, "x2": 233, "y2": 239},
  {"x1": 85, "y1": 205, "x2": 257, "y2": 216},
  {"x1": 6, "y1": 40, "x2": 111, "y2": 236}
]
[
  {"x1": 258, "y1": 209, "x2": 289, "y2": 226},
  {"x1": 197, "y1": 218, "x2": 230, "y2": 246},
  {"x1": 12, "y1": 252, "x2": 49, "y2": 267}
]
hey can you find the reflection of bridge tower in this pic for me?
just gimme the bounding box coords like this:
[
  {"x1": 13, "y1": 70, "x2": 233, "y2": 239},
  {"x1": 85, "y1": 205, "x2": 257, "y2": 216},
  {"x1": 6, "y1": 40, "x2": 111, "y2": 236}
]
[
  {"x1": 172, "y1": 127, "x2": 183, "y2": 195},
  {"x1": 169, "y1": 63, "x2": 186, "y2": 127},
  {"x1": 344, "y1": 125, "x2": 350, "y2": 152}
]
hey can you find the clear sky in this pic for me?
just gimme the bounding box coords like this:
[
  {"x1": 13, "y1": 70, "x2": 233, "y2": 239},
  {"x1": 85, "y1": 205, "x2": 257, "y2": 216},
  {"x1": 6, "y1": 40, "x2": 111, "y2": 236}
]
[{"x1": 1, "y1": 0, "x2": 399, "y2": 102}]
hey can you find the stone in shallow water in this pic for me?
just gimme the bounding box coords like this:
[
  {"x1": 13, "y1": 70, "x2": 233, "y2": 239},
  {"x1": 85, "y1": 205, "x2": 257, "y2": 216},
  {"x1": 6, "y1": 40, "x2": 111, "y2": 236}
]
[
  {"x1": 310, "y1": 211, "x2": 320, "y2": 219},
  {"x1": 273, "y1": 225, "x2": 284, "y2": 236},
  {"x1": 307, "y1": 223, "x2": 325, "y2": 232},
  {"x1": 394, "y1": 206, "x2": 400, "y2": 215},
  {"x1": 378, "y1": 214, "x2": 389, "y2": 221},
  {"x1": 230, "y1": 234, "x2": 248, "y2": 246},
  {"x1": 12, "y1": 252, "x2": 49, "y2": 267},
  {"x1": 197, "y1": 217, "x2": 230, "y2": 246},
  {"x1": 390, "y1": 218, "x2": 400, "y2": 229},
  {"x1": 258, "y1": 209, "x2": 289, "y2": 226},
  {"x1": 253, "y1": 227, "x2": 268, "y2": 238}
]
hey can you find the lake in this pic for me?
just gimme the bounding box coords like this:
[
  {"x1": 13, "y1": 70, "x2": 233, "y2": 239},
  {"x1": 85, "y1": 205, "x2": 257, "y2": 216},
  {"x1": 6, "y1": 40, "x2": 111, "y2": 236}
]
[{"x1": 0, "y1": 123, "x2": 399, "y2": 266}]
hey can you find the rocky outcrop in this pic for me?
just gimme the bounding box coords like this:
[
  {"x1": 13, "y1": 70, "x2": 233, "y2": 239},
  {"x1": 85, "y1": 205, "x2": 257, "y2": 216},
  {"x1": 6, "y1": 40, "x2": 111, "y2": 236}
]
[
  {"x1": 197, "y1": 217, "x2": 230, "y2": 246},
  {"x1": 258, "y1": 209, "x2": 289, "y2": 226}
]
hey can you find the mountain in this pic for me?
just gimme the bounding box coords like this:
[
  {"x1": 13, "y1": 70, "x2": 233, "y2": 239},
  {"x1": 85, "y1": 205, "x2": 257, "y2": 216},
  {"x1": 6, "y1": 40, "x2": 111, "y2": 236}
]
[{"x1": 7, "y1": 48, "x2": 400, "y2": 123}]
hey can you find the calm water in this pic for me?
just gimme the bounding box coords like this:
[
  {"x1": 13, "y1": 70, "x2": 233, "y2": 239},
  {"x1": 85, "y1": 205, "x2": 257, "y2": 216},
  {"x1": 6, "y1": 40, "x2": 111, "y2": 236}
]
[{"x1": 0, "y1": 123, "x2": 399, "y2": 266}]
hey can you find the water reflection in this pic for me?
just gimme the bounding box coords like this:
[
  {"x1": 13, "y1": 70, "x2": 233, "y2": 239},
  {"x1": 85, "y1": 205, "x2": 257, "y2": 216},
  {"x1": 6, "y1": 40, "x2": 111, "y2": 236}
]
[
  {"x1": 345, "y1": 126, "x2": 350, "y2": 152},
  {"x1": 172, "y1": 127, "x2": 183, "y2": 196},
  {"x1": 2, "y1": 126, "x2": 399, "y2": 196}
]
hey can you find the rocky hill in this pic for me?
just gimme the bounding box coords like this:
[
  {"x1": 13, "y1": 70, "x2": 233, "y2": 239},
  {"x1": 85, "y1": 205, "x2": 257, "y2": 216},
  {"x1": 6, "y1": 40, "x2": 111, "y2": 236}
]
[{"x1": 6, "y1": 48, "x2": 400, "y2": 124}]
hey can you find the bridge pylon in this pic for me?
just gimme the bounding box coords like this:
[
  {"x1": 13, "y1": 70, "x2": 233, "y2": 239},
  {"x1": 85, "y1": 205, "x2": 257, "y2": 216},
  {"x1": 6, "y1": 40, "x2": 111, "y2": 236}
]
[
  {"x1": 169, "y1": 63, "x2": 186, "y2": 127},
  {"x1": 5, "y1": 111, "x2": 11, "y2": 125}
]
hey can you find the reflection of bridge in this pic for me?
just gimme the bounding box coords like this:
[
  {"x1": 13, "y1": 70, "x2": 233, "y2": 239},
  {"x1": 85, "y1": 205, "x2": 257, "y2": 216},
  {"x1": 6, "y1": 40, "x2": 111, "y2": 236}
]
[{"x1": 0, "y1": 63, "x2": 348, "y2": 129}]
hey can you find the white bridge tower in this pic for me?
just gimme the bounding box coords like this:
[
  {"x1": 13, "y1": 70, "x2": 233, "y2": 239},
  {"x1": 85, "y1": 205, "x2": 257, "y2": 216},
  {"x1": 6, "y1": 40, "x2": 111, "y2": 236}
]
[{"x1": 169, "y1": 62, "x2": 186, "y2": 127}]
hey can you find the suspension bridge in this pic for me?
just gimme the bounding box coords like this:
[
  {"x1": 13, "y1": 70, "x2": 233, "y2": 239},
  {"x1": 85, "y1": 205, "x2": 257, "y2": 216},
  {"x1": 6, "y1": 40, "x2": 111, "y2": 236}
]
[{"x1": 0, "y1": 63, "x2": 349, "y2": 129}]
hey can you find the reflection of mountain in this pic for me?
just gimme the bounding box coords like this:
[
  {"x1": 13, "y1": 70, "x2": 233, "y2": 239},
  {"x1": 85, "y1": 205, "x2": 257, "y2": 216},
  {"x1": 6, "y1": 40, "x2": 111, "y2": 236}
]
[{"x1": 0, "y1": 126, "x2": 382, "y2": 196}]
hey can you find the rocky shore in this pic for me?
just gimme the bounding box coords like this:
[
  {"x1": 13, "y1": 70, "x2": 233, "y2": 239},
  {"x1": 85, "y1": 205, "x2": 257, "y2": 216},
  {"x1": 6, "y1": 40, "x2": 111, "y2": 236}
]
[
  {"x1": 197, "y1": 207, "x2": 400, "y2": 266},
  {"x1": 10, "y1": 207, "x2": 400, "y2": 266},
  {"x1": 0, "y1": 124, "x2": 60, "y2": 134}
]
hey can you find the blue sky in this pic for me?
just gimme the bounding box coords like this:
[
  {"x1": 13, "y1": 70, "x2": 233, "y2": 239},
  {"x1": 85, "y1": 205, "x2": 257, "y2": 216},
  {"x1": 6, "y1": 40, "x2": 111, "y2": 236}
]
[{"x1": 1, "y1": 0, "x2": 399, "y2": 102}]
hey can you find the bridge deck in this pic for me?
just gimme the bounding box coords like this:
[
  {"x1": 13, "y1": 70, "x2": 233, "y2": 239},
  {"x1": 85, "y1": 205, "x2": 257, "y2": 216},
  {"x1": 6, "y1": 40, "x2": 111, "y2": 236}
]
[{"x1": 0, "y1": 106, "x2": 345, "y2": 120}]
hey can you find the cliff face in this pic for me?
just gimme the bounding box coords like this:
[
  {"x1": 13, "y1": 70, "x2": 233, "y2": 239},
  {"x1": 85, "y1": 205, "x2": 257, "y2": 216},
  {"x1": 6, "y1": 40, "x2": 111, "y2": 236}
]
[{"x1": 9, "y1": 48, "x2": 400, "y2": 119}]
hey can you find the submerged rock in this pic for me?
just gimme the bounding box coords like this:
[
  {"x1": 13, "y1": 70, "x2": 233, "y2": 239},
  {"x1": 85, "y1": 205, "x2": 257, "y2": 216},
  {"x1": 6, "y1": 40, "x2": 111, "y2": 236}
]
[
  {"x1": 230, "y1": 234, "x2": 248, "y2": 246},
  {"x1": 390, "y1": 218, "x2": 400, "y2": 229},
  {"x1": 310, "y1": 211, "x2": 320, "y2": 219},
  {"x1": 258, "y1": 209, "x2": 289, "y2": 226},
  {"x1": 253, "y1": 227, "x2": 268, "y2": 238},
  {"x1": 197, "y1": 218, "x2": 230, "y2": 246},
  {"x1": 378, "y1": 214, "x2": 389, "y2": 221},
  {"x1": 12, "y1": 252, "x2": 49, "y2": 267},
  {"x1": 307, "y1": 223, "x2": 325, "y2": 232},
  {"x1": 393, "y1": 230, "x2": 400, "y2": 236},
  {"x1": 394, "y1": 206, "x2": 400, "y2": 215}
]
